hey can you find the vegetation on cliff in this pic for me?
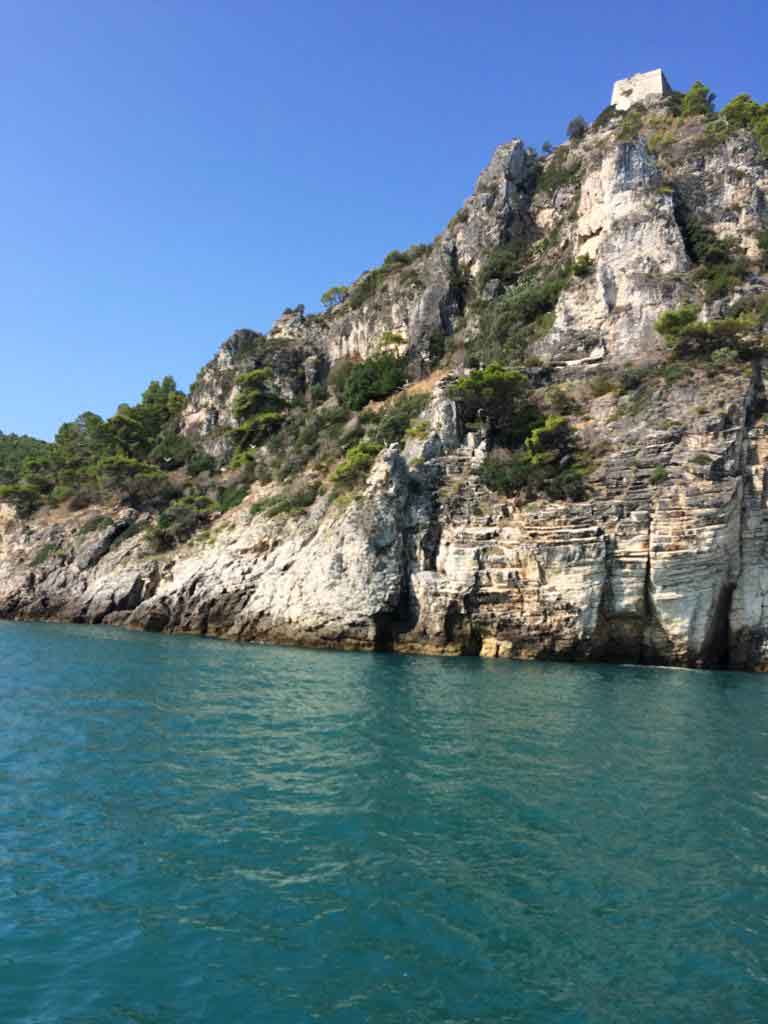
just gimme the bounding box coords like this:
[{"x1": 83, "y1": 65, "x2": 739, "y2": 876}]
[
  {"x1": 2, "y1": 73, "x2": 767, "y2": 556},
  {"x1": 449, "y1": 367, "x2": 588, "y2": 500},
  {"x1": 0, "y1": 378, "x2": 199, "y2": 516},
  {"x1": 0, "y1": 432, "x2": 51, "y2": 487}
]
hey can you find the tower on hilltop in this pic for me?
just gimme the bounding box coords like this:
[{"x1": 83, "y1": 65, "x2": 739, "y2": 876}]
[{"x1": 610, "y1": 69, "x2": 672, "y2": 111}]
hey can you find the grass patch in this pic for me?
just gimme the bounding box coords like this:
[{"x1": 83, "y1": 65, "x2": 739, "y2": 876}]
[
  {"x1": 537, "y1": 152, "x2": 582, "y2": 195},
  {"x1": 77, "y1": 515, "x2": 113, "y2": 535},
  {"x1": 250, "y1": 484, "x2": 320, "y2": 519},
  {"x1": 30, "y1": 543, "x2": 62, "y2": 566},
  {"x1": 217, "y1": 484, "x2": 249, "y2": 513}
]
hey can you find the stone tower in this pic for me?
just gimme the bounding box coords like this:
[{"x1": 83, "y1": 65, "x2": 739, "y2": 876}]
[{"x1": 610, "y1": 69, "x2": 672, "y2": 111}]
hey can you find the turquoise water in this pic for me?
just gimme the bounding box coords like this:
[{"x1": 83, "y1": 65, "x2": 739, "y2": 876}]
[{"x1": 1, "y1": 622, "x2": 767, "y2": 1023}]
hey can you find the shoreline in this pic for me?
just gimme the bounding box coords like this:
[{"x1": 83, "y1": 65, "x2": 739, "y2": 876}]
[{"x1": 2, "y1": 610, "x2": 762, "y2": 676}]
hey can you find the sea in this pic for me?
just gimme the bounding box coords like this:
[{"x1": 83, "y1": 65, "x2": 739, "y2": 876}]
[{"x1": 1, "y1": 620, "x2": 767, "y2": 1023}]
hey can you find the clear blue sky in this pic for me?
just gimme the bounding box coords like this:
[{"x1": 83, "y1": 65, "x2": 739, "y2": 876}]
[{"x1": 2, "y1": 0, "x2": 766, "y2": 439}]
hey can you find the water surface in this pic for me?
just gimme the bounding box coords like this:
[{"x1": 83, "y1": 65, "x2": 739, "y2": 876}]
[{"x1": 1, "y1": 621, "x2": 767, "y2": 1022}]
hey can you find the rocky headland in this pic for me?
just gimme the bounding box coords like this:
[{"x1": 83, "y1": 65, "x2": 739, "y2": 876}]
[{"x1": 3, "y1": 73, "x2": 768, "y2": 670}]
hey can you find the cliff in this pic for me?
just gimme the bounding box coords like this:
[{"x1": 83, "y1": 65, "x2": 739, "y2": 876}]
[{"x1": 3, "y1": 77, "x2": 768, "y2": 670}]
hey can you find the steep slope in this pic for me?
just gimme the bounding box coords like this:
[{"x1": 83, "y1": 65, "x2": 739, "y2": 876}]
[{"x1": 2, "y1": 78, "x2": 768, "y2": 670}]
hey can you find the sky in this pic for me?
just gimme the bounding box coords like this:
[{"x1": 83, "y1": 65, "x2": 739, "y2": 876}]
[{"x1": 2, "y1": 0, "x2": 767, "y2": 440}]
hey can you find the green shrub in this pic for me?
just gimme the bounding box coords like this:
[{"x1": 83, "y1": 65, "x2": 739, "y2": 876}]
[
  {"x1": 368, "y1": 392, "x2": 430, "y2": 446},
  {"x1": 230, "y1": 368, "x2": 287, "y2": 450},
  {"x1": 68, "y1": 485, "x2": 103, "y2": 510},
  {"x1": 449, "y1": 365, "x2": 542, "y2": 447},
  {"x1": 30, "y1": 543, "x2": 62, "y2": 566},
  {"x1": 525, "y1": 416, "x2": 574, "y2": 465},
  {"x1": 347, "y1": 269, "x2": 386, "y2": 308},
  {"x1": 545, "y1": 386, "x2": 581, "y2": 415},
  {"x1": 537, "y1": 153, "x2": 582, "y2": 195},
  {"x1": 0, "y1": 432, "x2": 50, "y2": 486},
  {"x1": 472, "y1": 267, "x2": 570, "y2": 363},
  {"x1": 428, "y1": 330, "x2": 447, "y2": 365},
  {"x1": 95, "y1": 454, "x2": 174, "y2": 508},
  {"x1": 49, "y1": 484, "x2": 75, "y2": 505},
  {"x1": 502, "y1": 271, "x2": 570, "y2": 324},
  {"x1": 567, "y1": 115, "x2": 587, "y2": 141},
  {"x1": 146, "y1": 494, "x2": 218, "y2": 552},
  {"x1": 478, "y1": 241, "x2": 529, "y2": 289},
  {"x1": 619, "y1": 366, "x2": 653, "y2": 393},
  {"x1": 674, "y1": 196, "x2": 749, "y2": 299},
  {"x1": 330, "y1": 441, "x2": 383, "y2": 488},
  {"x1": 384, "y1": 244, "x2": 430, "y2": 269},
  {"x1": 617, "y1": 108, "x2": 644, "y2": 142},
  {"x1": 147, "y1": 431, "x2": 197, "y2": 471},
  {"x1": 339, "y1": 353, "x2": 406, "y2": 410},
  {"x1": 589, "y1": 375, "x2": 616, "y2": 397},
  {"x1": 107, "y1": 377, "x2": 186, "y2": 462},
  {"x1": 477, "y1": 416, "x2": 586, "y2": 502},
  {"x1": 0, "y1": 378, "x2": 194, "y2": 521},
  {"x1": 328, "y1": 357, "x2": 357, "y2": 399},
  {"x1": 726, "y1": 293, "x2": 768, "y2": 325},
  {"x1": 710, "y1": 346, "x2": 737, "y2": 367},
  {"x1": 592, "y1": 105, "x2": 618, "y2": 131},
  {"x1": 681, "y1": 81, "x2": 715, "y2": 118},
  {"x1": 723, "y1": 95, "x2": 768, "y2": 158},
  {"x1": 665, "y1": 91, "x2": 685, "y2": 116},
  {"x1": 15, "y1": 454, "x2": 55, "y2": 495},
  {"x1": 573, "y1": 254, "x2": 595, "y2": 277},
  {"x1": 542, "y1": 465, "x2": 589, "y2": 500},
  {"x1": 656, "y1": 304, "x2": 701, "y2": 340},
  {"x1": 320, "y1": 285, "x2": 349, "y2": 310},
  {"x1": 656, "y1": 305, "x2": 752, "y2": 359},
  {"x1": 187, "y1": 451, "x2": 217, "y2": 476},
  {"x1": 78, "y1": 515, "x2": 113, "y2": 535},
  {"x1": 217, "y1": 484, "x2": 249, "y2": 512},
  {"x1": 448, "y1": 207, "x2": 469, "y2": 229},
  {"x1": 758, "y1": 228, "x2": 768, "y2": 270},
  {"x1": 696, "y1": 260, "x2": 749, "y2": 300},
  {"x1": 650, "y1": 466, "x2": 669, "y2": 484},
  {"x1": 661, "y1": 362, "x2": 687, "y2": 384},
  {"x1": 406, "y1": 420, "x2": 430, "y2": 440},
  {"x1": 0, "y1": 482, "x2": 44, "y2": 517},
  {"x1": 251, "y1": 484, "x2": 320, "y2": 518},
  {"x1": 346, "y1": 245, "x2": 430, "y2": 310},
  {"x1": 478, "y1": 450, "x2": 530, "y2": 494}
]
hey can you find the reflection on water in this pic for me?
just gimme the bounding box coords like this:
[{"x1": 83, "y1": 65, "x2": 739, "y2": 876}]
[{"x1": 1, "y1": 620, "x2": 767, "y2": 1022}]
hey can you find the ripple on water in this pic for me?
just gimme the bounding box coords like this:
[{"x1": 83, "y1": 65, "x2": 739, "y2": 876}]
[{"x1": 1, "y1": 621, "x2": 768, "y2": 1023}]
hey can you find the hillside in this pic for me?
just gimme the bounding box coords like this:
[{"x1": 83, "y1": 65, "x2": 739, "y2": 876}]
[{"x1": 2, "y1": 73, "x2": 768, "y2": 669}]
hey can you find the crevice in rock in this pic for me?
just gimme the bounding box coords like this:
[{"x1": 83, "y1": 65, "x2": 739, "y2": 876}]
[
  {"x1": 701, "y1": 583, "x2": 735, "y2": 668},
  {"x1": 373, "y1": 612, "x2": 396, "y2": 653},
  {"x1": 642, "y1": 552, "x2": 654, "y2": 621},
  {"x1": 461, "y1": 626, "x2": 482, "y2": 657},
  {"x1": 729, "y1": 361, "x2": 765, "y2": 668}
]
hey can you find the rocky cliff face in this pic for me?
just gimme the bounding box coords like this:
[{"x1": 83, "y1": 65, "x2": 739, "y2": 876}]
[{"x1": 3, "y1": 90, "x2": 768, "y2": 670}]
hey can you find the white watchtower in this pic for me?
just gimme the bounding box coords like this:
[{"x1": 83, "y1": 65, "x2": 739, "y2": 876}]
[{"x1": 610, "y1": 69, "x2": 672, "y2": 111}]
